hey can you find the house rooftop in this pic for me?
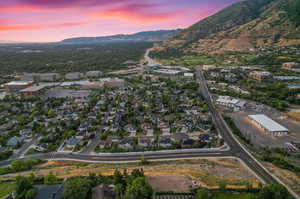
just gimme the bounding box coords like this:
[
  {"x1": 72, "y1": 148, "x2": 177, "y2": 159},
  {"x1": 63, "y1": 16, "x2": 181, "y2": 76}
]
[{"x1": 20, "y1": 85, "x2": 46, "y2": 92}]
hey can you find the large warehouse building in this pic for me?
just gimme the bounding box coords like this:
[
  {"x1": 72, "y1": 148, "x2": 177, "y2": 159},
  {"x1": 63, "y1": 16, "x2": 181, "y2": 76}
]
[{"x1": 248, "y1": 114, "x2": 289, "y2": 136}]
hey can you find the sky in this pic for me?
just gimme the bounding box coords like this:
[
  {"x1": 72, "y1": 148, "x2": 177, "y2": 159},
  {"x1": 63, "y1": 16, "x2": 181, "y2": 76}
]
[{"x1": 0, "y1": 0, "x2": 240, "y2": 42}]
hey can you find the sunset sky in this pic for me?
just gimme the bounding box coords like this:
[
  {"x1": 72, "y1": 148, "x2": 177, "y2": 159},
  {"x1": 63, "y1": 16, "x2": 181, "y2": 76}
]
[{"x1": 0, "y1": 0, "x2": 239, "y2": 42}]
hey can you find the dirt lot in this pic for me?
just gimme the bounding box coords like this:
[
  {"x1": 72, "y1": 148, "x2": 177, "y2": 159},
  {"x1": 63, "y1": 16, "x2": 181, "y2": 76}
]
[
  {"x1": 147, "y1": 175, "x2": 192, "y2": 192},
  {"x1": 229, "y1": 111, "x2": 300, "y2": 148},
  {"x1": 0, "y1": 158, "x2": 260, "y2": 191},
  {"x1": 263, "y1": 162, "x2": 300, "y2": 196}
]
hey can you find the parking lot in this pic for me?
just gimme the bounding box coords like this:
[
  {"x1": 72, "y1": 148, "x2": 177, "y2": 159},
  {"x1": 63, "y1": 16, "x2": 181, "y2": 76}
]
[
  {"x1": 43, "y1": 88, "x2": 91, "y2": 99},
  {"x1": 229, "y1": 111, "x2": 300, "y2": 148}
]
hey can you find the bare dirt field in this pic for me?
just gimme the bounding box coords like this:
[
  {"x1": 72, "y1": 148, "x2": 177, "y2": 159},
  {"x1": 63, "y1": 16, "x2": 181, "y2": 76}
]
[
  {"x1": 263, "y1": 162, "x2": 300, "y2": 196},
  {"x1": 147, "y1": 175, "x2": 192, "y2": 192},
  {"x1": 0, "y1": 158, "x2": 260, "y2": 191}
]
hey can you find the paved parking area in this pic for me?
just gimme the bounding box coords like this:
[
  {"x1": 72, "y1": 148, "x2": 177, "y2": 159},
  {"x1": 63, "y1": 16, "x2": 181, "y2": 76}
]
[
  {"x1": 43, "y1": 88, "x2": 91, "y2": 98},
  {"x1": 228, "y1": 111, "x2": 300, "y2": 148}
]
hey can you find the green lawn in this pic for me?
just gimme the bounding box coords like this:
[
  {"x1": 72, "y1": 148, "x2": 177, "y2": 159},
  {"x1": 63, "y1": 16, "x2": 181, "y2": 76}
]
[
  {"x1": 211, "y1": 192, "x2": 256, "y2": 199},
  {"x1": 0, "y1": 182, "x2": 15, "y2": 198}
]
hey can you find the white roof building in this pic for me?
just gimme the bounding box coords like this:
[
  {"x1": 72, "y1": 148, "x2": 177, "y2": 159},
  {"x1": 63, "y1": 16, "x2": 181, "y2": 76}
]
[
  {"x1": 248, "y1": 114, "x2": 288, "y2": 136},
  {"x1": 153, "y1": 69, "x2": 181, "y2": 75},
  {"x1": 184, "y1": 73, "x2": 194, "y2": 77}
]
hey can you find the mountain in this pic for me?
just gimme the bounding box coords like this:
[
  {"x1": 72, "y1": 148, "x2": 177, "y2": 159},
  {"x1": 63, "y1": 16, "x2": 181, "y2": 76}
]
[
  {"x1": 153, "y1": 0, "x2": 300, "y2": 54},
  {"x1": 61, "y1": 29, "x2": 182, "y2": 44}
]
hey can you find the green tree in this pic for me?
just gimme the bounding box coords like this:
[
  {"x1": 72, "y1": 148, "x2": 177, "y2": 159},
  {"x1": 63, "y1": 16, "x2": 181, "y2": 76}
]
[
  {"x1": 125, "y1": 177, "x2": 153, "y2": 199},
  {"x1": 114, "y1": 183, "x2": 124, "y2": 199},
  {"x1": 16, "y1": 176, "x2": 33, "y2": 195},
  {"x1": 218, "y1": 181, "x2": 227, "y2": 191},
  {"x1": 25, "y1": 189, "x2": 37, "y2": 199},
  {"x1": 114, "y1": 169, "x2": 125, "y2": 186},
  {"x1": 11, "y1": 160, "x2": 22, "y2": 172},
  {"x1": 195, "y1": 188, "x2": 209, "y2": 199},
  {"x1": 44, "y1": 171, "x2": 59, "y2": 185},
  {"x1": 63, "y1": 177, "x2": 92, "y2": 199},
  {"x1": 258, "y1": 184, "x2": 290, "y2": 199}
]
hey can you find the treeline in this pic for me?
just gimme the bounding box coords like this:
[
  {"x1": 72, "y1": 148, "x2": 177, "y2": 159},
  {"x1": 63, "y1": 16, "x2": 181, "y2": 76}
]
[
  {"x1": 0, "y1": 42, "x2": 153, "y2": 75},
  {"x1": 0, "y1": 159, "x2": 43, "y2": 175},
  {"x1": 285, "y1": 0, "x2": 300, "y2": 27},
  {"x1": 223, "y1": 116, "x2": 252, "y2": 146}
]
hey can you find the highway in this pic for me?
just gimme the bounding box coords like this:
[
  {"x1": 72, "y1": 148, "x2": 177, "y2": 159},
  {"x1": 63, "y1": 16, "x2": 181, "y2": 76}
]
[{"x1": 195, "y1": 69, "x2": 277, "y2": 184}]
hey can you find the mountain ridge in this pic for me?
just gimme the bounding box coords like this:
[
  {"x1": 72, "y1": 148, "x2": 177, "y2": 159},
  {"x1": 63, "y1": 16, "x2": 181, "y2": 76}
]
[
  {"x1": 153, "y1": 0, "x2": 300, "y2": 55},
  {"x1": 61, "y1": 29, "x2": 182, "y2": 44}
]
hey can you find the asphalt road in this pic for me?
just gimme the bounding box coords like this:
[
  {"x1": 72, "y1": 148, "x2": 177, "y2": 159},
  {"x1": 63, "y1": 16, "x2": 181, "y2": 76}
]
[
  {"x1": 195, "y1": 70, "x2": 277, "y2": 184},
  {"x1": 80, "y1": 129, "x2": 102, "y2": 154},
  {"x1": 10, "y1": 135, "x2": 40, "y2": 159}
]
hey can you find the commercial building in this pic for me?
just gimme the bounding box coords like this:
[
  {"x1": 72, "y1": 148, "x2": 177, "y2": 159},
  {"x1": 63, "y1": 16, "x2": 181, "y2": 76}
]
[
  {"x1": 86, "y1": 71, "x2": 102, "y2": 78},
  {"x1": 184, "y1": 73, "x2": 194, "y2": 78},
  {"x1": 65, "y1": 72, "x2": 83, "y2": 80},
  {"x1": 152, "y1": 69, "x2": 182, "y2": 75},
  {"x1": 100, "y1": 78, "x2": 125, "y2": 87},
  {"x1": 203, "y1": 65, "x2": 217, "y2": 71},
  {"x1": 40, "y1": 73, "x2": 61, "y2": 82},
  {"x1": 20, "y1": 85, "x2": 46, "y2": 97},
  {"x1": 249, "y1": 71, "x2": 273, "y2": 81},
  {"x1": 282, "y1": 62, "x2": 300, "y2": 70},
  {"x1": 273, "y1": 76, "x2": 300, "y2": 81},
  {"x1": 248, "y1": 114, "x2": 289, "y2": 136},
  {"x1": 216, "y1": 96, "x2": 246, "y2": 111},
  {"x1": 21, "y1": 73, "x2": 61, "y2": 82},
  {"x1": 4, "y1": 81, "x2": 33, "y2": 92},
  {"x1": 21, "y1": 73, "x2": 40, "y2": 82}
]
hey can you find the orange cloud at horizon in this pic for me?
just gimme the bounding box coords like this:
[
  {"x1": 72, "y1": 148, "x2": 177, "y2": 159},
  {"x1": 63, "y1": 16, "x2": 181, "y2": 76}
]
[{"x1": 0, "y1": 22, "x2": 88, "y2": 32}]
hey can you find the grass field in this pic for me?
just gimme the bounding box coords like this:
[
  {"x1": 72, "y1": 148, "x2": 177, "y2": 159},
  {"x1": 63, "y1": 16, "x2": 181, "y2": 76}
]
[
  {"x1": 211, "y1": 192, "x2": 256, "y2": 199},
  {"x1": 0, "y1": 182, "x2": 15, "y2": 198}
]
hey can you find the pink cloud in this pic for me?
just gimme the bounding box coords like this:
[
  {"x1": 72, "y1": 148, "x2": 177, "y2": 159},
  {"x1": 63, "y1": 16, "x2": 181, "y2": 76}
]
[{"x1": 90, "y1": 3, "x2": 183, "y2": 25}]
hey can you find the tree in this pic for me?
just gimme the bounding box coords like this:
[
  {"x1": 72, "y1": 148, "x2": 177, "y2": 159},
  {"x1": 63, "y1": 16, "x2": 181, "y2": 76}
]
[
  {"x1": 63, "y1": 177, "x2": 92, "y2": 199},
  {"x1": 131, "y1": 169, "x2": 144, "y2": 179},
  {"x1": 195, "y1": 188, "x2": 209, "y2": 199},
  {"x1": 218, "y1": 181, "x2": 227, "y2": 191},
  {"x1": 114, "y1": 183, "x2": 124, "y2": 199},
  {"x1": 125, "y1": 177, "x2": 153, "y2": 199},
  {"x1": 258, "y1": 184, "x2": 290, "y2": 199},
  {"x1": 16, "y1": 176, "x2": 33, "y2": 195},
  {"x1": 114, "y1": 169, "x2": 125, "y2": 186},
  {"x1": 25, "y1": 189, "x2": 37, "y2": 199},
  {"x1": 44, "y1": 172, "x2": 59, "y2": 185}
]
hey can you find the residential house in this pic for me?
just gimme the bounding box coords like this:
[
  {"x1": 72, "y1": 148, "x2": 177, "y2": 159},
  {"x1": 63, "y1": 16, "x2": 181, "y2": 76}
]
[
  {"x1": 119, "y1": 137, "x2": 134, "y2": 150},
  {"x1": 159, "y1": 136, "x2": 172, "y2": 148},
  {"x1": 7, "y1": 136, "x2": 24, "y2": 148},
  {"x1": 124, "y1": 124, "x2": 137, "y2": 137},
  {"x1": 65, "y1": 138, "x2": 80, "y2": 148},
  {"x1": 138, "y1": 136, "x2": 152, "y2": 148},
  {"x1": 171, "y1": 133, "x2": 189, "y2": 143}
]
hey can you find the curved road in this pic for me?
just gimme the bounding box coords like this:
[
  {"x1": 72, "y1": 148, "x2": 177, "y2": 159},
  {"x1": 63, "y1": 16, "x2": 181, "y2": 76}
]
[{"x1": 1, "y1": 49, "x2": 298, "y2": 198}]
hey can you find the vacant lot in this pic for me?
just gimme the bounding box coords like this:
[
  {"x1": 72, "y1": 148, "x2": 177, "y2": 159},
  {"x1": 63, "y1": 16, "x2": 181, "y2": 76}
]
[
  {"x1": 264, "y1": 162, "x2": 300, "y2": 196},
  {"x1": 1, "y1": 158, "x2": 260, "y2": 192},
  {"x1": 147, "y1": 175, "x2": 192, "y2": 192}
]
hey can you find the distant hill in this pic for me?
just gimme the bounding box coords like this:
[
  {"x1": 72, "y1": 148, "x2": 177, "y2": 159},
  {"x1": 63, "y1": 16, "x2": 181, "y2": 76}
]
[
  {"x1": 61, "y1": 29, "x2": 182, "y2": 44},
  {"x1": 153, "y1": 0, "x2": 300, "y2": 54}
]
